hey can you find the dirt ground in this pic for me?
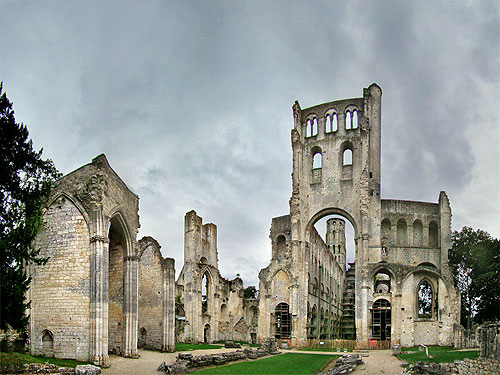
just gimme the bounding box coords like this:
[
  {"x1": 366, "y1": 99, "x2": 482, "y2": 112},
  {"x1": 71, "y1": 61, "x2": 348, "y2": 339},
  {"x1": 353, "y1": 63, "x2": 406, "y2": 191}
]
[
  {"x1": 351, "y1": 350, "x2": 403, "y2": 375},
  {"x1": 101, "y1": 348, "x2": 239, "y2": 375}
]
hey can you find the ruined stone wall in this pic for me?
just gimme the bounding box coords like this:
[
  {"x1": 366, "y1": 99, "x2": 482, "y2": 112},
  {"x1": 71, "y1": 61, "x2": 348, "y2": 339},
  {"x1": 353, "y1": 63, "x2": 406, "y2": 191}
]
[
  {"x1": 138, "y1": 241, "x2": 164, "y2": 350},
  {"x1": 307, "y1": 226, "x2": 344, "y2": 339},
  {"x1": 177, "y1": 211, "x2": 258, "y2": 344},
  {"x1": 137, "y1": 237, "x2": 176, "y2": 352},
  {"x1": 258, "y1": 84, "x2": 460, "y2": 348},
  {"x1": 29, "y1": 154, "x2": 141, "y2": 365},
  {"x1": 29, "y1": 196, "x2": 90, "y2": 360}
]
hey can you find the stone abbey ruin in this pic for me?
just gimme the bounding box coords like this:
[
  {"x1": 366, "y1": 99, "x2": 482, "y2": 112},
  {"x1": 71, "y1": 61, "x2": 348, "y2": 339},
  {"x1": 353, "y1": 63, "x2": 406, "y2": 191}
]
[{"x1": 27, "y1": 84, "x2": 460, "y2": 365}]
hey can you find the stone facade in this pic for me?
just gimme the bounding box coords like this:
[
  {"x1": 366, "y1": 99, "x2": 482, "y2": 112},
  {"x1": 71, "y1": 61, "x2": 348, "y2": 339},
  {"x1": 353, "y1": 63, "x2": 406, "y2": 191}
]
[
  {"x1": 28, "y1": 155, "x2": 175, "y2": 365},
  {"x1": 175, "y1": 210, "x2": 259, "y2": 344},
  {"x1": 258, "y1": 84, "x2": 460, "y2": 347}
]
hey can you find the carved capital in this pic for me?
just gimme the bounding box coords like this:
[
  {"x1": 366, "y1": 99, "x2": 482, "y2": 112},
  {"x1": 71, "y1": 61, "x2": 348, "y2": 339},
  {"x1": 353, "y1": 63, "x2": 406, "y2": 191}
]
[{"x1": 90, "y1": 235, "x2": 109, "y2": 243}]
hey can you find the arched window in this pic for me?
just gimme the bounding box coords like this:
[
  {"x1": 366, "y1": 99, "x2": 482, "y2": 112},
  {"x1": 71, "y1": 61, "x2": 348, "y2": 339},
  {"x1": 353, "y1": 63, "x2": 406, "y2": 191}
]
[
  {"x1": 397, "y1": 220, "x2": 407, "y2": 246},
  {"x1": 325, "y1": 114, "x2": 332, "y2": 133},
  {"x1": 417, "y1": 279, "x2": 433, "y2": 319},
  {"x1": 374, "y1": 271, "x2": 391, "y2": 293},
  {"x1": 202, "y1": 272, "x2": 210, "y2": 314},
  {"x1": 275, "y1": 303, "x2": 291, "y2": 338},
  {"x1": 313, "y1": 152, "x2": 322, "y2": 169},
  {"x1": 312, "y1": 117, "x2": 318, "y2": 136},
  {"x1": 313, "y1": 277, "x2": 318, "y2": 296},
  {"x1": 306, "y1": 119, "x2": 312, "y2": 137},
  {"x1": 352, "y1": 110, "x2": 358, "y2": 129},
  {"x1": 312, "y1": 148, "x2": 322, "y2": 184},
  {"x1": 413, "y1": 220, "x2": 423, "y2": 247},
  {"x1": 345, "y1": 111, "x2": 352, "y2": 130},
  {"x1": 429, "y1": 221, "x2": 438, "y2": 247},
  {"x1": 332, "y1": 113, "x2": 338, "y2": 132},
  {"x1": 342, "y1": 149, "x2": 352, "y2": 166}
]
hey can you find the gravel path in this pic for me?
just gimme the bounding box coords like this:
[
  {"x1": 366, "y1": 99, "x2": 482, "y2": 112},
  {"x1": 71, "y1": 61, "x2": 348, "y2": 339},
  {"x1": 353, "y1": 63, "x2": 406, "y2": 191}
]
[
  {"x1": 102, "y1": 348, "x2": 241, "y2": 375},
  {"x1": 351, "y1": 350, "x2": 403, "y2": 375}
]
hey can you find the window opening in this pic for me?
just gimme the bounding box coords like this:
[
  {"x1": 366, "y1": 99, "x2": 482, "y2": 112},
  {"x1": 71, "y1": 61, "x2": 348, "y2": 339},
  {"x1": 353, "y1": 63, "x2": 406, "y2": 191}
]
[
  {"x1": 332, "y1": 113, "x2": 338, "y2": 131},
  {"x1": 343, "y1": 149, "x2": 352, "y2": 165},
  {"x1": 352, "y1": 110, "x2": 358, "y2": 129},
  {"x1": 374, "y1": 272, "x2": 391, "y2": 293},
  {"x1": 325, "y1": 114, "x2": 332, "y2": 133},
  {"x1": 202, "y1": 273, "x2": 209, "y2": 314},
  {"x1": 312, "y1": 117, "x2": 318, "y2": 136},
  {"x1": 417, "y1": 280, "x2": 433, "y2": 318},
  {"x1": 313, "y1": 152, "x2": 322, "y2": 169},
  {"x1": 345, "y1": 111, "x2": 352, "y2": 130},
  {"x1": 306, "y1": 119, "x2": 312, "y2": 137}
]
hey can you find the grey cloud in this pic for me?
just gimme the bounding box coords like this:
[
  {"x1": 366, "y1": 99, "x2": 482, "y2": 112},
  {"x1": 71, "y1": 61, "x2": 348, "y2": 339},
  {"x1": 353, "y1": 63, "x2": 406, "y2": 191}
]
[{"x1": 1, "y1": 0, "x2": 498, "y2": 286}]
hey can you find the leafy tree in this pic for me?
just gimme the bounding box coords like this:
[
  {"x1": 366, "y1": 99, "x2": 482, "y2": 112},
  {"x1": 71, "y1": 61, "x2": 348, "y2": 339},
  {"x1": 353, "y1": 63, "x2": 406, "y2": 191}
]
[
  {"x1": 243, "y1": 286, "x2": 257, "y2": 299},
  {"x1": 449, "y1": 226, "x2": 500, "y2": 327},
  {"x1": 0, "y1": 83, "x2": 60, "y2": 330}
]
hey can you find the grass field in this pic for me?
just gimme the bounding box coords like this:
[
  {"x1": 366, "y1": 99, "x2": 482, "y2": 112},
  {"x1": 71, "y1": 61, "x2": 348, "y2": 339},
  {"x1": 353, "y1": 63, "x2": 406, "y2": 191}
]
[
  {"x1": 175, "y1": 343, "x2": 223, "y2": 351},
  {"x1": 397, "y1": 346, "x2": 478, "y2": 364},
  {"x1": 0, "y1": 351, "x2": 89, "y2": 369},
  {"x1": 192, "y1": 353, "x2": 338, "y2": 374}
]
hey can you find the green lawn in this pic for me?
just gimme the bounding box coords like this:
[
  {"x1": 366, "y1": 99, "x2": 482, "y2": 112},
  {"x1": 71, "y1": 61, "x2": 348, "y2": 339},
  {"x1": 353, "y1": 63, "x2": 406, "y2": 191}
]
[
  {"x1": 192, "y1": 353, "x2": 338, "y2": 374},
  {"x1": 175, "y1": 343, "x2": 223, "y2": 351},
  {"x1": 0, "y1": 351, "x2": 90, "y2": 369},
  {"x1": 397, "y1": 346, "x2": 478, "y2": 364}
]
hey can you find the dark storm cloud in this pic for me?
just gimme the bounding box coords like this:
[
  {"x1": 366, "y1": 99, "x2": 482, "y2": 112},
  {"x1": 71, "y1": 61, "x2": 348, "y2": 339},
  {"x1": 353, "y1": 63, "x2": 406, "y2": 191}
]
[{"x1": 1, "y1": 0, "x2": 498, "y2": 286}]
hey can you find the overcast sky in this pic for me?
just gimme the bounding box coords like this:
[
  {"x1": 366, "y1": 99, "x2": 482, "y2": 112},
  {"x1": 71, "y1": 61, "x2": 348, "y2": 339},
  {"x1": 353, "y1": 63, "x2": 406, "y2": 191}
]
[{"x1": 1, "y1": 0, "x2": 499, "y2": 287}]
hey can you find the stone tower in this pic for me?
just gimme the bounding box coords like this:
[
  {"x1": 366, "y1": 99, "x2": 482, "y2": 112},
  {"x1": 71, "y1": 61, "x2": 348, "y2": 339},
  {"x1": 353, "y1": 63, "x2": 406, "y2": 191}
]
[
  {"x1": 326, "y1": 218, "x2": 346, "y2": 272},
  {"x1": 287, "y1": 84, "x2": 383, "y2": 344}
]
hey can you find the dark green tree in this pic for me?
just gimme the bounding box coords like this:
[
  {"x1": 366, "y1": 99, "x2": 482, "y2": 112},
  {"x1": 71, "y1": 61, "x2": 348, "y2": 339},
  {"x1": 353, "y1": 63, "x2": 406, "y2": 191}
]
[
  {"x1": 243, "y1": 286, "x2": 257, "y2": 299},
  {"x1": 0, "y1": 83, "x2": 60, "y2": 330},
  {"x1": 449, "y1": 226, "x2": 500, "y2": 327}
]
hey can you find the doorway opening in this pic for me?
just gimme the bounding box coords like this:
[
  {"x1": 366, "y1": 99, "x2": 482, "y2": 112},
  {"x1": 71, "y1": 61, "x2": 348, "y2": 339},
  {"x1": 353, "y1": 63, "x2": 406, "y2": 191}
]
[
  {"x1": 371, "y1": 299, "x2": 391, "y2": 341},
  {"x1": 274, "y1": 302, "x2": 291, "y2": 339}
]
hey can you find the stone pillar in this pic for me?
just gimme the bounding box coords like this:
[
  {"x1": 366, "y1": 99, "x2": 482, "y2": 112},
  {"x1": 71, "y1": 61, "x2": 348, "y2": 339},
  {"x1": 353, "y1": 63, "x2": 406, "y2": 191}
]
[
  {"x1": 124, "y1": 255, "x2": 139, "y2": 358},
  {"x1": 163, "y1": 258, "x2": 175, "y2": 352},
  {"x1": 89, "y1": 208, "x2": 110, "y2": 367}
]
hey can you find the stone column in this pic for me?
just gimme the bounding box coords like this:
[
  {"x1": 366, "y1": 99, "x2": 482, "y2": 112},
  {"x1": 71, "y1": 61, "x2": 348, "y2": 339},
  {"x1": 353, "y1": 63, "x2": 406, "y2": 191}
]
[
  {"x1": 124, "y1": 255, "x2": 139, "y2": 358},
  {"x1": 89, "y1": 208, "x2": 110, "y2": 367},
  {"x1": 213, "y1": 292, "x2": 220, "y2": 342},
  {"x1": 163, "y1": 258, "x2": 175, "y2": 352}
]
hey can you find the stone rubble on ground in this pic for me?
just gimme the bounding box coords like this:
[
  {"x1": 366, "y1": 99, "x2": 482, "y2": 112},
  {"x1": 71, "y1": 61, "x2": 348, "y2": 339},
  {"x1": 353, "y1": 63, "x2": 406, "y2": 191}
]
[
  {"x1": 224, "y1": 340, "x2": 242, "y2": 349},
  {"x1": 318, "y1": 353, "x2": 364, "y2": 375},
  {"x1": 157, "y1": 338, "x2": 281, "y2": 374}
]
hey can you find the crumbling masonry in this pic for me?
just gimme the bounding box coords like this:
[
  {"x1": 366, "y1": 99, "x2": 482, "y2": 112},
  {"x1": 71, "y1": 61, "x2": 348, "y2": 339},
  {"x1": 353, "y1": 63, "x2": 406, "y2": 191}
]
[
  {"x1": 258, "y1": 83, "x2": 460, "y2": 347},
  {"x1": 28, "y1": 83, "x2": 461, "y2": 364}
]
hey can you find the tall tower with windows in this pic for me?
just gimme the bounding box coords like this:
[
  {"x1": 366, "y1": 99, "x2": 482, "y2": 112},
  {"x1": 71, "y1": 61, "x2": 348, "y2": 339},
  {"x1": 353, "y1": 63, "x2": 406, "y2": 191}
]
[
  {"x1": 286, "y1": 84, "x2": 383, "y2": 345},
  {"x1": 326, "y1": 218, "x2": 346, "y2": 272}
]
